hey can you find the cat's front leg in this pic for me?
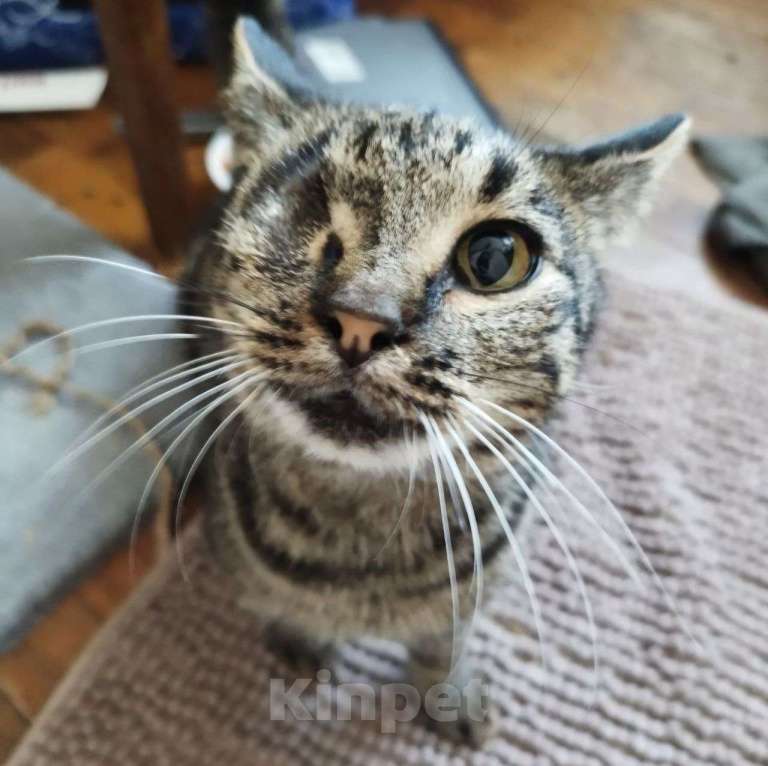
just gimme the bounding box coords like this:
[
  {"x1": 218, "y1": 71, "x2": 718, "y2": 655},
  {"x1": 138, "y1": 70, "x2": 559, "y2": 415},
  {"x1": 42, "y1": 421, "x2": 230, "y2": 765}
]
[
  {"x1": 263, "y1": 620, "x2": 336, "y2": 678},
  {"x1": 408, "y1": 632, "x2": 496, "y2": 748}
]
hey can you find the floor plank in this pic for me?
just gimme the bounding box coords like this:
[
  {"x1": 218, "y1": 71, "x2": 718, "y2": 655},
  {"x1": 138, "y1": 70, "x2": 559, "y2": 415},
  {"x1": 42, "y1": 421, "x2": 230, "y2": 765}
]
[
  {"x1": 0, "y1": 694, "x2": 29, "y2": 763},
  {"x1": 0, "y1": 66, "x2": 217, "y2": 271},
  {"x1": 0, "y1": 527, "x2": 157, "y2": 742}
]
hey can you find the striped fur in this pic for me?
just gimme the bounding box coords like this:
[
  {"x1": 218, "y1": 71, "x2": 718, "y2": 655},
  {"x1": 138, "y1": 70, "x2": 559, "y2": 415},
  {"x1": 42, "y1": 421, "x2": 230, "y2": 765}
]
[{"x1": 182, "y1": 20, "x2": 689, "y2": 744}]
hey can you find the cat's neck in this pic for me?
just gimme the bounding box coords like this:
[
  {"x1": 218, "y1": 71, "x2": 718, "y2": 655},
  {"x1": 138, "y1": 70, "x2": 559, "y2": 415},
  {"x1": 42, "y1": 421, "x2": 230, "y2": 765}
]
[
  {"x1": 236, "y1": 412, "x2": 525, "y2": 532},
  {"x1": 246, "y1": 421, "x2": 427, "y2": 523}
]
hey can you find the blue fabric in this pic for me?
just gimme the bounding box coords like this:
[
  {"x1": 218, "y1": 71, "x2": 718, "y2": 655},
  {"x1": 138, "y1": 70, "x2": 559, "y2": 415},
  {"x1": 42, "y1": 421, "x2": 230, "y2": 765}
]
[
  {"x1": 0, "y1": 1, "x2": 356, "y2": 71},
  {"x1": 0, "y1": 169, "x2": 188, "y2": 651},
  {"x1": 286, "y1": 0, "x2": 355, "y2": 28}
]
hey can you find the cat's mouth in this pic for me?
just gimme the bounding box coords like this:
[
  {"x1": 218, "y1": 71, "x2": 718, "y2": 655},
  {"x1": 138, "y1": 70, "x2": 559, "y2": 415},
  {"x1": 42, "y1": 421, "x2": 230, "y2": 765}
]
[{"x1": 284, "y1": 386, "x2": 404, "y2": 444}]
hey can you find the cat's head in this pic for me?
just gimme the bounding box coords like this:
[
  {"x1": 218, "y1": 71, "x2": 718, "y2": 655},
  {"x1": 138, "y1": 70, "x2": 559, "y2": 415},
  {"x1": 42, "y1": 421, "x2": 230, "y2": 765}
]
[{"x1": 196, "y1": 18, "x2": 688, "y2": 472}]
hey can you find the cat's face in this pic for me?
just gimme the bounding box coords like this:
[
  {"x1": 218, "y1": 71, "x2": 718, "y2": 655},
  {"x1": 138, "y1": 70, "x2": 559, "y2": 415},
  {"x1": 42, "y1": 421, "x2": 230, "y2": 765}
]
[{"x1": 194, "y1": 20, "x2": 688, "y2": 473}]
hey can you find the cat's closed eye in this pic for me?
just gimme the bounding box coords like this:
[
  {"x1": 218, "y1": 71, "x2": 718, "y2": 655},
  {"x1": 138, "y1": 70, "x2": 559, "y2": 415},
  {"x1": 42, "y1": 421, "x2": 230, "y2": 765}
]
[{"x1": 454, "y1": 221, "x2": 541, "y2": 293}]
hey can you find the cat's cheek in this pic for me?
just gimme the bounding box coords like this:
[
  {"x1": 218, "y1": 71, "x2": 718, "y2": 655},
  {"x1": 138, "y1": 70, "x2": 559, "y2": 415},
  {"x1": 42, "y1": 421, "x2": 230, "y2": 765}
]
[
  {"x1": 443, "y1": 289, "x2": 497, "y2": 314},
  {"x1": 442, "y1": 284, "x2": 539, "y2": 314},
  {"x1": 443, "y1": 262, "x2": 564, "y2": 316}
]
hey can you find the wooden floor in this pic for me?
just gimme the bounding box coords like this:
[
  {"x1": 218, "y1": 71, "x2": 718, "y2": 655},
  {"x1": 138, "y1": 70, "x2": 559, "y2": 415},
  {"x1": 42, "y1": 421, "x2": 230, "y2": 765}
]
[{"x1": 1, "y1": 0, "x2": 767, "y2": 758}]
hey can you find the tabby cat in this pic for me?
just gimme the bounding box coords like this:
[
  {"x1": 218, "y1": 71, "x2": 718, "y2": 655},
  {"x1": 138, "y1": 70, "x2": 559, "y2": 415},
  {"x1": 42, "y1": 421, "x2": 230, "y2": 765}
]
[{"x1": 182, "y1": 18, "x2": 689, "y2": 745}]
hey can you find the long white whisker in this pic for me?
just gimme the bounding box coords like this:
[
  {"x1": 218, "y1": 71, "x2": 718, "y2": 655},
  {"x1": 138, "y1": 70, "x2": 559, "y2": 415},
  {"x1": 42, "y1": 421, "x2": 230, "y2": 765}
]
[
  {"x1": 66, "y1": 368, "x2": 259, "y2": 510},
  {"x1": 445, "y1": 415, "x2": 548, "y2": 669},
  {"x1": 475, "y1": 396, "x2": 697, "y2": 646},
  {"x1": 462, "y1": 415, "x2": 599, "y2": 684},
  {"x1": 8, "y1": 314, "x2": 243, "y2": 362},
  {"x1": 49, "y1": 356, "x2": 248, "y2": 474},
  {"x1": 444, "y1": 463, "x2": 467, "y2": 532},
  {"x1": 423, "y1": 415, "x2": 484, "y2": 657},
  {"x1": 374, "y1": 425, "x2": 417, "y2": 560},
  {"x1": 429, "y1": 438, "x2": 465, "y2": 533},
  {"x1": 25, "y1": 254, "x2": 171, "y2": 282},
  {"x1": 73, "y1": 349, "x2": 237, "y2": 448},
  {"x1": 172, "y1": 385, "x2": 264, "y2": 582},
  {"x1": 7, "y1": 313, "x2": 242, "y2": 365},
  {"x1": 23, "y1": 255, "x2": 266, "y2": 319},
  {"x1": 72, "y1": 333, "x2": 199, "y2": 356},
  {"x1": 458, "y1": 397, "x2": 641, "y2": 587},
  {"x1": 421, "y1": 415, "x2": 461, "y2": 677},
  {"x1": 130, "y1": 372, "x2": 265, "y2": 575}
]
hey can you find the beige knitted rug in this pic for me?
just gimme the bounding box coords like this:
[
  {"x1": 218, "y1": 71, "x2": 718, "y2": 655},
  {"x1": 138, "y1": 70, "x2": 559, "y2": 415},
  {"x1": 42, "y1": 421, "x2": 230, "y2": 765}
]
[{"x1": 9, "y1": 274, "x2": 768, "y2": 766}]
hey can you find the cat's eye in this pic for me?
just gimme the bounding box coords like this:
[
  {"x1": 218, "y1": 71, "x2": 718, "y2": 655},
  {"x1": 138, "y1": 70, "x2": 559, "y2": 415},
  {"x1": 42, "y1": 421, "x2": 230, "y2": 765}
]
[
  {"x1": 322, "y1": 232, "x2": 344, "y2": 266},
  {"x1": 455, "y1": 222, "x2": 539, "y2": 292}
]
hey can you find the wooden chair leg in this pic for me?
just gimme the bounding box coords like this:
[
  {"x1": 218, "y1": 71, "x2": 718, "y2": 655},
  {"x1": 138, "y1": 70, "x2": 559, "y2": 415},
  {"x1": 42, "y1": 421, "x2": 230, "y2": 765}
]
[{"x1": 93, "y1": 0, "x2": 190, "y2": 263}]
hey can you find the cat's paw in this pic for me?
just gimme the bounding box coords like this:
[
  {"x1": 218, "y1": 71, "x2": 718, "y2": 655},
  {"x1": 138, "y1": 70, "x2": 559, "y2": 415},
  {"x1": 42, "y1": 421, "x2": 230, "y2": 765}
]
[
  {"x1": 424, "y1": 703, "x2": 497, "y2": 749},
  {"x1": 264, "y1": 623, "x2": 334, "y2": 678}
]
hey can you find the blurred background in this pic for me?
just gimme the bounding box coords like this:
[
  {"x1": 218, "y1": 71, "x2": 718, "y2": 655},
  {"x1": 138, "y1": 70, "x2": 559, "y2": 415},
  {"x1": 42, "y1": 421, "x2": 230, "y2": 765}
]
[{"x1": 0, "y1": 0, "x2": 766, "y2": 757}]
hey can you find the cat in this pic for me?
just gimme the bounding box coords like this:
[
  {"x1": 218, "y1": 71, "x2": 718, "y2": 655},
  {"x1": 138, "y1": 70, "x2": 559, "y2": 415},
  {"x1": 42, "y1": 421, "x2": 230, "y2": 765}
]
[{"x1": 181, "y1": 17, "x2": 689, "y2": 746}]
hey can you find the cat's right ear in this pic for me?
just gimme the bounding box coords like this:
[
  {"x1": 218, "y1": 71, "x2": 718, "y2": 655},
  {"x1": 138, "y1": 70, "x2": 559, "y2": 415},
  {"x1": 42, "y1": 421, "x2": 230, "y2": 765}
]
[{"x1": 226, "y1": 17, "x2": 320, "y2": 156}]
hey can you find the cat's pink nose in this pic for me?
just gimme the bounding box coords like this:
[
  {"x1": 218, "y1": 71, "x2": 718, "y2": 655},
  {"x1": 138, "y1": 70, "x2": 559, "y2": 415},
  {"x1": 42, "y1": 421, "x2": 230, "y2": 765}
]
[{"x1": 331, "y1": 311, "x2": 394, "y2": 368}]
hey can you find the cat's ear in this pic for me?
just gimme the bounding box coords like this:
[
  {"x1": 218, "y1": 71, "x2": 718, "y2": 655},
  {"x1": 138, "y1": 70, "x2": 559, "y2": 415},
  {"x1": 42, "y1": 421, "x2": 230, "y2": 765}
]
[
  {"x1": 539, "y1": 114, "x2": 690, "y2": 249},
  {"x1": 226, "y1": 17, "x2": 321, "y2": 156}
]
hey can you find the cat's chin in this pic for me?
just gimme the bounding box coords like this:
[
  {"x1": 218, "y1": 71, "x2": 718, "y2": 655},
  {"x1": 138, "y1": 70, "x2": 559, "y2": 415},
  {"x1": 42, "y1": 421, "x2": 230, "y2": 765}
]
[
  {"x1": 289, "y1": 388, "x2": 403, "y2": 444},
  {"x1": 255, "y1": 385, "x2": 423, "y2": 473}
]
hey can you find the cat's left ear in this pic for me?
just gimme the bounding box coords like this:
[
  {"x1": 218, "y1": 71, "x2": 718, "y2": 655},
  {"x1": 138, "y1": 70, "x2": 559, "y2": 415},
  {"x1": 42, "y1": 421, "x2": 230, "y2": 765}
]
[
  {"x1": 538, "y1": 114, "x2": 691, "y2": 249},
  {"x1": 226, "y1": 17, "x2": 324, "y2": 156}
]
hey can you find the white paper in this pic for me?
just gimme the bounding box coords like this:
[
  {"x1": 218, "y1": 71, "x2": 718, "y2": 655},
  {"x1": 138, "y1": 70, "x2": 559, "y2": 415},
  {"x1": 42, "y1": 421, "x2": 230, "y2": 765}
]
[
  {"x1": 0, "y1": 67, "x2": 108, "y2": 113},
  {"x1": 302, "y1": 37, "x2": 366, "y2": 84}
]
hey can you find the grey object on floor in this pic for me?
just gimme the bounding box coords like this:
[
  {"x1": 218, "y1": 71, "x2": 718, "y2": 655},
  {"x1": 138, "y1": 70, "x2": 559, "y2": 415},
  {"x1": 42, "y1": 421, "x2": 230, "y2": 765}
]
[
  {"x1": 0, "y1": 169, "x2": 188, "y2": 652},
  {"x1": 294, "y1": 18, "x2": 500, "y2": 128},
  {"x1": 293, "y1": 18, "x2": 499, "y2": 127},
  {"x1": 178, "y1": 18, "x2": 501, "y2": 140},
  {"x1": 691, "y1": 136, "x2": 768, "y2": 289}
]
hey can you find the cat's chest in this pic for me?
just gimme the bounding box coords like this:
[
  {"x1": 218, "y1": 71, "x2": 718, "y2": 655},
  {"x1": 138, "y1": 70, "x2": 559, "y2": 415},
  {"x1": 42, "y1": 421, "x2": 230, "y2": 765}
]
[
  {"x1": 214, "y1": 430, "x2": 528, "y2": 570},
  {"x1": 204, "y1": 428, "x2": 532, "y2": 638},
  {"x1": 244, "y1": 471, "x2": 452, "y2": 573}
]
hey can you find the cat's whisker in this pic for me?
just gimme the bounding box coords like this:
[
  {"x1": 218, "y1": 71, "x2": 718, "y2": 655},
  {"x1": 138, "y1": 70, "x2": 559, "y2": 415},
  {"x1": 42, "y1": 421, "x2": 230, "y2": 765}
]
[
  {"x1": 457, "y1": 397, "x2": 641, "y2": 587},
  {"x1": 49, "y1": 356, "x2": 248, "y2": 475},
  {"x1": 519, "y1": 52, "x2": 595, "y2": 150},
  {"x1": 445, "y1": 415, "x2": 549, "y2": 670},
  {"x1": 172, "y1": 386, "x2": 265, "y2": 582},
  {"x1": 421, "y1": 412, "x2": 461, "y2": 677},
  {"x1": 373, "y1": 424, "x2": 417, "y2": 561},
  {"x1": 454, "y1": 367, "x2": 648, "y2": 440},
  {"x1": 25, "y1": 254, "x2": 172, "y2": 282},
  {"x1": 567, "y1": 379, "x2": 616, "y2": 393},
  {"x1": 130, "y1": 372, "x2": 266, "y2": 578},
  {"x1": 73, "y1": 333, "x2": 200, "y2": 356},
  {"x1": 72, "y1": 349, "x2": 237, "y2": 449},
  {"x1": 475, "y1": 397, "x2": 698, "y2": 645},
  {"x1": 6, "y1": 312, "x2": 243, "y2": 366},
  {"x1": 424, "y1": 415, "x2": 483, "y2": 660},
  {"x1": 213, "y1": 330, "x2": 264, "y2": 341},
  {"x1": 65, "y1": 368, "x2": 260, "y2": 512},
  {"x1": 430, "y1": 439, "x2": 466, "y2": 534},
  {"x1": 462, "y1": 414, "x2": 600, "y2": 686},
  {"x1": 25, "y1": 254, "x2": 269, "y2": 322}
]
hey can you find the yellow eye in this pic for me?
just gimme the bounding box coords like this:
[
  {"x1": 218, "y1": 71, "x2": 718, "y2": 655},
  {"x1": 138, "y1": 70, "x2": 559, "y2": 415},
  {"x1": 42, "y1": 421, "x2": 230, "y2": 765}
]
[{"x1": 455, "y1": 223, "x2": 539, "y2": 292}]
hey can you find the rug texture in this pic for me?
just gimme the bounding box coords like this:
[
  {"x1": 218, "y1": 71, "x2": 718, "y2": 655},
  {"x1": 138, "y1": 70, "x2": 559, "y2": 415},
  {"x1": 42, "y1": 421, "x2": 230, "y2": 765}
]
[{"x1": 8, "y1": 273, "x2": 768, "y2": 766}]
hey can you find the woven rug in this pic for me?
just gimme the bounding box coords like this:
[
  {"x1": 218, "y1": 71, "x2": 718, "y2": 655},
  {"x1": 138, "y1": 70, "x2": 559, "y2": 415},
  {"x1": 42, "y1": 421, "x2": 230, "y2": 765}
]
[{"x1": 8, "y1": 273, "x2": 768, "y2": 765}]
